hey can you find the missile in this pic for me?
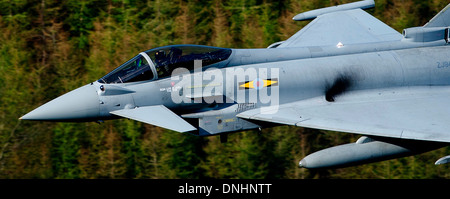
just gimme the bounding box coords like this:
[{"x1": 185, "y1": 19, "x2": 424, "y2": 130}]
[
  {"x1": 299, "y1": 136, "x2": 447, "y2": 169},
  {"x1": 293, "y1": 0, "x2": 375, "y2": 21},
  {"x1": 435, "y1": 155, "x2": 450, "y2": 165}
]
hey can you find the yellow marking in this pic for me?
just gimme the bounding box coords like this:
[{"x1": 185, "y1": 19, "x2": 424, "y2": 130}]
[
  {"x1": 240, "y1": 81, "x2": 254, "y2": 89},
  {"x1": 224, "y1": 118, "x2": 235, "y2": 123},
  {"x1": 263, "y1": 79, "x2": 278, "y2": 87},
  {"x1": 187, "y1": 83, "x2": 222, "y2": 89},
  {"x1": 239, "y1": 79, "x2": 278, "y2": 89}
]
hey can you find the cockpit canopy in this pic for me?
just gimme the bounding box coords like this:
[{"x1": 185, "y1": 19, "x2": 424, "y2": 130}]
[{"x1": 98, "y1": 45, "x2": 232, "y2": 84}]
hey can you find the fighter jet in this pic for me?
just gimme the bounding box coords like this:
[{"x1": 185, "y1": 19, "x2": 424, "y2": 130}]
[{"x1": 20, "y1": 0, "x2": 450, "y2": 169}]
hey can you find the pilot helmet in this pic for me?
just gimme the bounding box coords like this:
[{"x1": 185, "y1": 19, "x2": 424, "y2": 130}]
[{"x1": 155, "y1": 50, "x2": 166, "y2": 60}]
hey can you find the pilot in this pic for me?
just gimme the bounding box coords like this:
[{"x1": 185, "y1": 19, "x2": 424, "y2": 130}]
[
  {"x1": 154, "y1": 50, "x2": 172, "y2": 77},
  {"x1": 164, "y1": 47, "x2": 183, "y2": 75},
  {"x1": 169, "y1": 47, "x2": 182, "y2": 64},
  {"x1": 155, "y1": 50, "x2": 167, "y2": 66}
]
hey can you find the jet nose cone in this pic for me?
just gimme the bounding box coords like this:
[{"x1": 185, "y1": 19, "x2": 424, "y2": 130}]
[{"x1": 20, "y1": 84, "x2": 100, "y2": 121}]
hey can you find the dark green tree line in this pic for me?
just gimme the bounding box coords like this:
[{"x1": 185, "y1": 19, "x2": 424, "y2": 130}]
[{"x1": 1, "y1": 0, "x2": 449, "y2": 179}]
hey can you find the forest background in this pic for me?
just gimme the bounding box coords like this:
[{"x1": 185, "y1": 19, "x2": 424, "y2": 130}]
[{"x1": 1, "y1": 0, "x2": 450, "y2": 179}]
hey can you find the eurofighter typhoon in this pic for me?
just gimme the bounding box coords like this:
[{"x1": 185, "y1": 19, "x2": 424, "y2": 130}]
[{"x1": 21, "y1": 0, "x2": 450, "y2": 169}]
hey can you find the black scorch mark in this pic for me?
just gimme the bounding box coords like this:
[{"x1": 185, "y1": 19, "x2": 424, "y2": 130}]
[{"x1": 325, "y1": 75, "x2": 352, "y2": 102}]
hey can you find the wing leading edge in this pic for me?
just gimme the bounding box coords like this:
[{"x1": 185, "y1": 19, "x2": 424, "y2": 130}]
[
  {"x1": 111, "y1": 105, "x2": 197, "y2": 133},
  {"x1": 237, "y1": 86, "x2": 450, "y2": 143}
]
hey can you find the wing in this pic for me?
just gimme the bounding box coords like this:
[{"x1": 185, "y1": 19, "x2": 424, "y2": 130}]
[
  {"x1": 278, "y1": 7, "x2": 402, "y2": 48},
  {"x1": 424, "y1": 3, "x2": 450, "y2": 27},
  {"x1": 111, "y1": 105, "x2": 197, "y2": 133},
  {"x1": 238, "y1": 86, "x2": 450, "y2": 143}
]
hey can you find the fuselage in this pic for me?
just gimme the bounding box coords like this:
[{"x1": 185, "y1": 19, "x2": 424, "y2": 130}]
[
  {"x1": 21, "y1": 40, "x2": 450, "y2": 136},
  {"x1": 93, "y1": 43, "x2": 450, "y2": 135}
]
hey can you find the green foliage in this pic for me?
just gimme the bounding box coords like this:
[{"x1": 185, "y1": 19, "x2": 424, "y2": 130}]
[
  {"x1": 52, "y1": 123, "x2": 82, "y2": 178},
  {"x1": 160, "y1": 132, "x2": 207, "y2": 178},
  {"x1": 1, "y1": 0, "x2": 450, "y2": 179},
  {"x1": 117, "y1": 119, "x2": 144, "y2": 178}
]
